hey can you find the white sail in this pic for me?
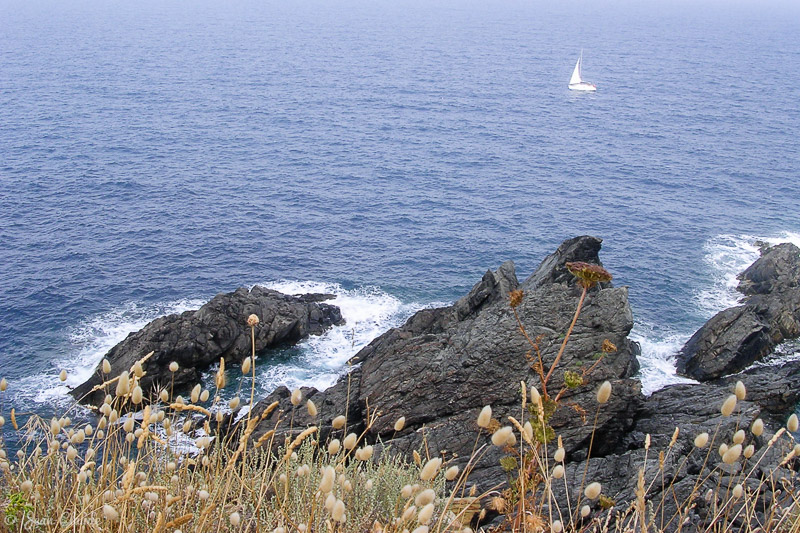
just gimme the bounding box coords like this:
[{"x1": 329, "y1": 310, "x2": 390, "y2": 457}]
[{"x1": 569, "y1": 56, "x2": 582, "y2": 85}]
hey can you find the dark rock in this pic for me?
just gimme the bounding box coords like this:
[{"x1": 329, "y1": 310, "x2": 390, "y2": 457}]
[
  {"x1": 248, "y1": 236, "x2": 642, "y2": 491},
  {"x1": 676, "y1": 243, "x2": 800, "y2": 380},
  {"x1": 71, "y1": 286, "x2": 344, "y2": 407}
]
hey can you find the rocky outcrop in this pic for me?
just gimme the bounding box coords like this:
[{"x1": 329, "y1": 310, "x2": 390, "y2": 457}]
[
  {"x1": 676, "y1": 243, "x2": 800, "y2": 381},
  {"x1": 248, "y1": 236, "x2": 643, "y2": 489},
  {"x1": 71, "y1": 286, "x2": 344, "y2": 406}
]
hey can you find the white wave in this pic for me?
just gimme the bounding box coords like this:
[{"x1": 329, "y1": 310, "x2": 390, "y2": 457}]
[
  {"x1": 630, "y1": 325, "x2": 697, "y2": 396},
  {"x1": 17, "y1": 299, "x2": 204, "y2": 408},
  {"x1": 697, "y1": 231, "x2": 800, "y2": 318}
]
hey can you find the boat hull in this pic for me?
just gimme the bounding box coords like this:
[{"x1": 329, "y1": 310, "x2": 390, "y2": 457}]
[{"x1": 568, "y1": 82, "x2": 597, "y2": 92}]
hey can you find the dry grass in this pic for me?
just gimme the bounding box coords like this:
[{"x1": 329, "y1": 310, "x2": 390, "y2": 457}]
[{"x1": 0, "y1": 280, "x2": 798, "y2": 532}]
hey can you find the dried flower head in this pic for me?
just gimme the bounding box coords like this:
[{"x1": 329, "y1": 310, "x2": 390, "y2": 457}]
[
  {"x1": 343, "y1": 433, "x2": 357, "y2": 450},
  {"x1": 580, "y1": 505, "x2": 591, "y2": 518},
  {"x1": 788, "y1": 413, "x2": 799, "y2": 433},
  {"x1": 491, "y1": 426, "x2": 513, "y2": 447},
  {"x1": 597, "y1": 381, "x2": 612, "y2": 404},
  {"x1": 59, "y1": 369, "x2": 68, "y2": 382},
  {"x1": 331, "y1": 499, "x2": 346, "y2": 522},
  {"x1": 319, "y1": 466, "x2": 335, "y2": 493},
  {"x1": 102, "y1": 360, "x2": 111, "y2": 374},
  {"x1": 394, "y1": 416, "x2": 406, "y2": 432},
  {"x1": 694, "y1": 432, "x2": 709, "y2": 448},
  {"x1": 509, "y1": 290, "x2": 524, "y2": 308},
  {"x1": 722, "y1": 444, "x2": 742, "y2": 464},
  {"x1": 415, "y1": 488, "x2": 436, "y2": 507},
  {"x1": 169, "y1": 361, "x2": 179, "y2": 373},
  {"x1": 552, "y1": 465, "x2": 565, "y2": 479},
  {"x1": 102, "y1": 504, "x2": 120, "y2": 521},
  {"x1": 720, "y1": 394, "x2": 737, "y2": 417},
  {"x1": 601, "y1": 339, "x2": 617, "y2": 353},
  {"x1": 551, "y1": 520, "x2": 563, "y2": 533},
  {"x1": 444, "y1": 465, "x2": 459, "y2": 481},
  {"x1": 418, "y1": 503, "x2": 434, "y2": 525},
  {"x1": 328, "y1": 439, "x2": 341, "y2": 455},
  {"x1": 565, "y1": 262, "x2": 612, "y2": 289},
  {"x1": 215, "y1": 358, "x2": 226, "y2": 389},
  {"x1": 734, "y1": 380, "x2": 746, "y2": 401},
  {"x1": 291, "y1": 388, "x2": 303, "y2": 406},
  {"x1": 752, "y1": 418, "x2": 764, "y2": 437},
  {"x1": 332, "y1": 415, "x2": 346, "y2": 429},
  {"x1": 247, "y1": 314, "x2": 260, "y2": 327},
  {"x1": 733, "y1": 429, "x2": 745, "y2": 444},
  {"x1": 477, "y1": 405, "x2": 492, "y2": 428},
  {"x1": 554, "y1": 447, "x2": 566, "y2": 463},
  {"x1": 306, "y1": 399, "x2": 317, "y2": 417},
  {"x1": 743, "y1": 444, "x2": 755, "y2": 459},
  {"x1": 584, "y1": 482, "x2": 602, "y2": 500},
  {"x1": 241, "y1": 357, "x2": 252, "y2": 375},
  {"x1": 420, "y1": 457, "x2": 442, "y2": 481},
  {"x1": 230, "y1": 512, "x2": 241, "y2": 526}
]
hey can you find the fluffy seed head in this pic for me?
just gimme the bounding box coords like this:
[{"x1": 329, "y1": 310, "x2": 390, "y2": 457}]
[
  {"x1": 584, "y1": 482, "x2": 602, "y2": 500},
  {"x1": 491, "y1": 426, "x2": 513, "y2": 447},
  {"x1": 59, "y1": 369, "x2": 68, "y2": 382},
  {"x1": 734, "y1": 380, "x2": 746, "y2": 401},
  {"x1": 115, "y1": 372, "x2": 130, "y2": 397},
  {"x1": 530, "y1": 387, "x2": 541, "y2": 407},
  {"x1": 581, "y1": 505, "x2": 591, "y2": 518},
  {"x1": 332, "y1": 499, "x2": 346, "y2": 522},
  {"x1": 307, "y1": 400, "x2": 317, "y2": 417},
  {"x1": 744, "y1": 444, "x2": 755, "y2": 458},
  {"x1": 418, "y1": 503, "x2": 434, "y2": 525},
  {"x1": 123, "y1": 417, "x2": 135, "y2": 433},
  {"x1": 394, "y1": 416, "x2": 406, "y2": 432},
  {"x1": 241, "y1": 357, "x2": 251, "y2": 375},
  {"x1": 343, "y1": 433, "x2": 357, "y2": 450},
  {"x1": 102, "y1": 504, "x2": 120, "y2": 521},
  {"x1": 554, "y1": 447, "x2": 566, "y2": 463},
  {"x1": 169, "y1": 361, "x2": 179, "y2": 372},
  {"x1": 722, "y1": 443, "x2": 742, "y2": 464},
  {"x1": 131, "y1": 386, "x2": 143, "y2": 405},
  {"x1": 477, "y1": 405, "x2": 492, "y2": 428},
  {"x1": 132, "y1": 361, "x2": 143, "y2": 378},
  {"x1": 420, "y1": 457, "x2": 442, "y2": 481},
  {"x1": 752, "y1": 418, "x2": 764, "y2": 437},
  {"x1": 229, "y1": 397, "x2": 241, "y2": 410},
  {"x1": 719, "y1": 443, "x2": 729, "y2": 456},
  {"x1": 247, "y1": 314, "x2": 259, "y2": 327},
  {"x1": 787, "y1": 413, "x2": 799, "y2": 433},
  {"x1": 552, "y1": 465, "x2": 565, "y2": 479},
  {"x1": 733, "y1": 429, "x2": 745, "y2": 444},
  {"x1": 551, "y1": 520, "x2": 563, "y2": 533},
  {"x1": 597, "y1": 381, "x2": 612, "y2": 404},
  {"x1": 694, "y1": 432, "x2": 709, "y2": 448},
  {"x1": 445, "y1": 465, "x2": 459, "y2": 481},
  {"x1": 415, "y1": 488, "x2": 436, "y2": 507},
  {"x1": 102, "y1": 360, "x2": 111, "y2": 374},
  {"x1": 290, "y1": 388, "x2": 303, "y2": 406},
  {"x1": 191, "y1": 384, "x2": 201, "y2": 403},
  {"x1": 215, "y1": 358, "x2": 226, "y2": 389},
  {"x1": 319, "y1": 466, "x2": 335, "y2": 493},
  {"x1": 721, "y1": 395, "x2": 737, "y2": 417},
  {"x1": 230, "y1": 512, "x2": 241, "y2": 526},
  {"x1": 732, "y1": 484, "x2": 743, "y2": 499},
  {"x1": 360, "y1": 445, "x2": 374, "y2": 461},
  {"x1": 328, "y1": 439, "x2": 341, "y2": 455},
  {"x1": 332, "y1": 415, "x2": 346, "y2": 429}
]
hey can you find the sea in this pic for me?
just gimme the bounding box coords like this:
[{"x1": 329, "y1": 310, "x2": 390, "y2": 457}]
[{"x1": 1, "y1": 0, "x2": 799, "y2": 424}]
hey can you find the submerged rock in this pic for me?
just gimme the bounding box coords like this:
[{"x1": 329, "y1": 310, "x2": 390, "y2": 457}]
[
  {"x1": 71, "y1": 286, "x2": 344, "y2": 407},
  {"x1": 676, "y1": 243, "x2": 800, "y2": 381}
]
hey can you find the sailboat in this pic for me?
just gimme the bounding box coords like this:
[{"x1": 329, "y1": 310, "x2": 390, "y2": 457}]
[{"x1": 568, "y1": 51, "x2": 597, "y2": 92}]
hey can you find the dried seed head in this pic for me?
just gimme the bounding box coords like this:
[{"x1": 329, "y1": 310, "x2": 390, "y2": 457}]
[
  {"x1": 418, "y1": 503, "x2": 434, "y2": 525},
  {"x1": 241, "y1": 357, "x2": 251, "y2": 375},
  {"x1": 477, "y1": 405, "x2": 492, "y2": 428},
  {"x1": 328, "y1": 439, "x2": 341, "y2": 455},
  {"x1": 530, "y1": 386, "x2": 541, "y2": 408},
  {"x1": 290, "y1": 388, "x2": 302, "y2": 406},
  {"x1": 343, "y1": 433, "x2": 358, "y2": 450},
  {"x1": 752, "y1": 418, "x2": 764, "y2": 437},
  {"x1": 694, "y1": 432, "x2": 709, "y2": 448},
  {"x1": 115, "y1": 371, "x2": 130, "y2": 397},
  {"x1": 132, "y1": 361, "x2": 144, "y2": 378},
  {"x1": 131, "y1": 386, "x2": 143, "y2": 405},
  {"x1": 319, "y1": 466, "x2": 335, "y2": 493},
  {"x1": 552, "y1": 465, "x2": 565, "y2": 479},
  {"x1": 733, "y1": 429, "x2": 745, "y2": 444},
  {"x1": 565, "y1": 261, "x2": 612, "y2": 289},
  {"x1": 247, "y1": 314, "x2": 259, "y2": 327},
  {"x1": 509, "y1": 289, "x2": 524, "y2": 308},
  {"x1": 123, "y1": 417, "x2": 135, "y2": 433},
  {"x1": 787, "y1": 414, "x2": 799, "y2": 433},
  {"x1": 401, "y1": 484, "x2": 414, "y2": 499},
  {"x1": 581, "y1": 505, "x2": 591, "y2": 518},
  {"x1": 191, "y1": 384, "x2": 201, "y2": 403},
  {"x1": 597, "y1": 381, "x2": 612, "y2": 404},
  {"x1": 491, "y1": 426, "x2": 513, "y2": 447},
  {"x1": 215, "y1": 358, "x2": 226, "y2": 389},
  {"x1": 403, "y1": 505, "x2": 417, "y2": 521},
  {"x1": 743, "y1": 444, "x2": 755, "y2": 459},
  {"x1": 719, "y1": 443, "x2": 729, "y2": 456},
  {"x1": 226, "y1": 396, "x2": 239, "y2": 410},
  {"x1": 307, "y1": 400, "x2": 318, "y2": 417},
  {"x1": 169, "y1": 361, "x2": 179, "y2": 372},
  {"x1": 420, "y1": 457, "x2": 442, "y2": 481},
  {"x1": 102, "y1": 504, "x2": 120, "y2": 521},
  {"x1": 584, "y1": 482, "x2": 602, "y2": 500},
  {"x1": 332, "y1": 499, "x2": 346, "y2": 522},
  {"x1": 332, "y1": 415, "x2": 346, "y2": 429},
  {"x1": 102, "y1": 360, "x2": 111, "y2": 374},
  {"x1": 444, "y1": 465, "x2": 459, "y2": 481},
  {"x1": 730, "y1": 483, "x2": 743, "y2": 499},
  {"x1": 554, "y1": 447, "x2": 566, "y2": 463},
  {"x1": 394, "y1": 416, "x2": 406, "y2": 432},
  {"x1": 722, "y1": 443, "x2": 742, "y2": 464},
  {"x1": 59, "y1": 369, "x2": 68, "y2": 382},
  {"x1": 734, "y1": 381, "x2": 746, "y2": 401},
  {"x1": 670, "y1": 426, "x2": 680, "y2": 447},
  {"x1": 551, "y1": 520, "x2": 563, "y2": 533},
  {"x1": 159, "y1": 389, "x2": 169, "y2": 402},
  {"x1": 413, "y1": 450, "x2": 422, "y2": 466},
  {"x1": 523, "y1": 421, "x2": 533, "y2": 443},
  {"x1": 721, "y1": 395, "x2": 737, "y2": 417},
  {"x1": 415, "y1": 488, "x2": 436, "y2": 507}
]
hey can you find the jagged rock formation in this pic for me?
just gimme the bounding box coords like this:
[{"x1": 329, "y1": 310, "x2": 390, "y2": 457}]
[
  {"x1": 248, "y1": 236, "x2": 642, "y2": 488},
  {"x1": 676, "y1": 243, "x2": 800, "y2": 381},
  {"x1": 71, "y1": 286, "x2": 344, "y2": 406}
]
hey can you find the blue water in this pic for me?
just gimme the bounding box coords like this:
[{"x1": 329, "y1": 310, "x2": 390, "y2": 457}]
[{"x1": 1, "y1": 0, "x2": 799, "y2": 412}]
